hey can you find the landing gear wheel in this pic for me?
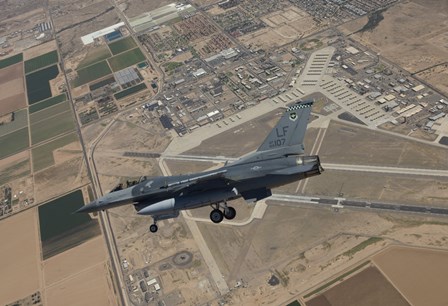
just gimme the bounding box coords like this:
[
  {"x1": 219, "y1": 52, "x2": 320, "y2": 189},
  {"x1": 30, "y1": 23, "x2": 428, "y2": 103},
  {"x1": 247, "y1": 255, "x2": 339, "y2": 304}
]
[
  {"x1": 224, "y1": 206, "x2": 236, "y2": 220},
  {"x1": 149, "y1": 224, "x2": 158, "y2": 233},
  {"x1": 210, "y1": 209, "x2": 224, "y2": 223}
]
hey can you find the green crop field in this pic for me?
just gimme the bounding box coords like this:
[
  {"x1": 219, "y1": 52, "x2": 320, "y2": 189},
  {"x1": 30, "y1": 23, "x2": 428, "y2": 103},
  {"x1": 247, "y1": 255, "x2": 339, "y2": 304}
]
[
  {"x1": 0, "y1": 127, "x2": 29, "y2": 159},
  {"x1": 0, "y1": 53, "x2": 23, "y2": 69},
  {"x1": 89, "y1": 76, "x2": 116, "y2": 91},
  {"x1": 108, "y1": 48, "x2": 146, "y2": 72},
  {"x1": 29, "y1": 93, "x2": 67, "y2": 113},
  {"x1": 77, "y1": 45, "x2": 112, "y2": 69},
  {"x1": 32, "y1": 132, "x2": 79, "y2": 171},
  {"x1": 30, "y1": 111, "x2": 75, "y2": 144},
  {"x1": 108, "y1": 36, "x2": 137, "y2": 55},
  {"x1": 38, "y1": 189, "x2": 100, "y2": 259},
  {"x1": 26, "y1": 65, "x2": 59, "y2": 104},
  {"x1": 114, "y1": 83, "x2": 147, "y2": 99},
  {"x1": 0, "y1": 109, "x2": 28, "y2": 137},
  {"x1": 24, "y1": 50, "x2": 59, "y2": 73},
  {"x1": 74, "y1": 61, "x2": 112, "y2": 87},
  {"x1": 30, "y1": 101, "x2": 71, "y2": 125}
]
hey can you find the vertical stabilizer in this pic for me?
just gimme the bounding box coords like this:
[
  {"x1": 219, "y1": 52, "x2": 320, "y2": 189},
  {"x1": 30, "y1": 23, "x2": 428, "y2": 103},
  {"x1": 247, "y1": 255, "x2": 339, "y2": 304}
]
[{"x1": 257, "y1": 100, "x2": 313, "y2": 152}]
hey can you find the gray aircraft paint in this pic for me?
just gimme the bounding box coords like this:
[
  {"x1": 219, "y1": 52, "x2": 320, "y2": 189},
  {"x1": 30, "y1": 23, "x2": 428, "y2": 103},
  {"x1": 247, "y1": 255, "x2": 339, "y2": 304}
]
[{"x1": 77, "y1": 100, "x2": 323, "y2": 230}]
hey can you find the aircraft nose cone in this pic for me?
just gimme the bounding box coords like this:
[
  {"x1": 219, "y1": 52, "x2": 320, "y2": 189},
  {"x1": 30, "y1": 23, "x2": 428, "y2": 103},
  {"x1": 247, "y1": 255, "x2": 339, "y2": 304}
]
[{"x1": 75, "y1": 200, "x2": 99, "y2": 213}]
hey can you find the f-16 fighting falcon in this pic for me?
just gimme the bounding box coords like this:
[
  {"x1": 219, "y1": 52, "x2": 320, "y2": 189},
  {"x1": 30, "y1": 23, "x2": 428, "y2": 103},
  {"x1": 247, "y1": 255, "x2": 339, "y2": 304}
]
[{"x1": 77, "y1": 100, "x2": 323, "y2": 233}]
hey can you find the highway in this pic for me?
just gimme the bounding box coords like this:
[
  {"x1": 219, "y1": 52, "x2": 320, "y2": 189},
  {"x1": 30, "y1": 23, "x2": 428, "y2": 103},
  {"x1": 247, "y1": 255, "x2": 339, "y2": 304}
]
[
  {"x1": 47, "y1": 6, "x2": 128, "y2": 306},
  {"x1": 88, "y1": 118, "x2": 130, "y2": 306}
]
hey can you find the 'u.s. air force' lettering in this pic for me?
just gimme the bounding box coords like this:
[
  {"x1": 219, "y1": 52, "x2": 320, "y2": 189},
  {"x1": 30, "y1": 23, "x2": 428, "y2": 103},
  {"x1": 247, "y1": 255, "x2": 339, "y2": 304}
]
[{"x1": 269, "y1": 126, "x2": 289, "y2": 148}]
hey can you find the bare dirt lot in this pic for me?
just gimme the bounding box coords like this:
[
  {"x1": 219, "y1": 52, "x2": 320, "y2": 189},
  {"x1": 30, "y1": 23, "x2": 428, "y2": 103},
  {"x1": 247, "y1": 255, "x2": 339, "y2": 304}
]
[
  {"x1": 373, "y1": 246, "x2": 448, "y2": 306},
  {"x1": 165, "y1": 160, "x2": 216, "y2": 175},
  {"x1": 343, "y1": 1, "x2": 448, "y2": 79},
  {"x1": 33, "y1": 157, "x2": 89, "y2": 203},
  {"x1": 239, "y1": 6, "x2": 319, "y2": 49},
  {"x1": 0, "y1": 150, "x2": 30, "y2": 185},
  {"x1": 45, "y1": 262, "x2": 115, "y2": 306},
  {"x1": 415, "y1": 64, "x2": 448, "y2": 96},
  {"x1": 96, "y1": 119, "x2": 171, "y2": 154},
  {"x1": 319, "y1": 121, "x2": 448, "y2": 169},
  {"x1": 119, "y1": 0, "x2": 173, "y2": 18},
  {"x1": 52, "y1": 0, "x2": 120, "y2": 59},
  {"x1": 23, "y1": 40, "x2": 58, "y2": 60},
  {"x1": 199, "y1": 204, "x2": 391, "y2": 282},
  {"x1": 0, "y1": 63, "x2": 26, "y2": 115},
  {"x1": 95, "y1": 156, "x2": 161, "y2": 179},
  {"x1": 307, "y1": 266, "x2": 409, "y2": 306},
  {"x1": 0, "y1": 209, "x2": 41, "y2": 305}
]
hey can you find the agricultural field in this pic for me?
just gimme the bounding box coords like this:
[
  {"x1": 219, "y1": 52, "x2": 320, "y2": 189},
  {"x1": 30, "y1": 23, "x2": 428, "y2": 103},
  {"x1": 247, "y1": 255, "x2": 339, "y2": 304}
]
[
  {"x1": 373, "y1": 247, "x2": 448, "y2": 306},
  {"x1": 114, "y1": 82, "x2": 147, "y2": 99},
  {"x1": 0, "y1": 151, "x2": 30, "y2": 186},
  {"x1": 74, "y1": 60, "x2": 112, "y2": 87},
  {"x1": 29, "y1": 93, "x2": 67, "y2": 113},
  {"x1": 89, "y1": 76, "x2": 116, "y2": 91},
  {"x1": 0, "y1": 62, "x2": 26, "y2": 115},
  {"x1": 0, "y1": 127, "x2": 29, "y2": 159},
  {"x1": 24, "y1": 50, "x2": 59, "y2": 74},
  {"x1": 0, "y1": 209, "x2": 40, "y2": 306},
  {"x1": 0, "y1": 109, "x2": 27, "y2": 137},
  {"x1": 26, "y1": 64, "x2": 59, "y2": 104},
  {"x1": 38, "y1": 189, "x2": 100, "y2": 259},
  {"x1": 29, "y1": 101, "x2": 71, "y2": 125},
  {"x1": 0, "y1": 53, "x2": 23, "y2": 69},
  {"x1": 108, "y1": 36, "x2": 137, "y2": 55},
  {"x1": 108, "y1": 47, "x2": 145, "y2": 72},
  {"x1": 30, "y1": 110, "x2": 75, "y2": 145},
  {"x1": 306, "y1": 266, "x2": 409, "y2": 306},
  {"x1": 32, "y1": 132, "x2": 79, "y2": 171},
  {"x1": 77, "y1": 45, "x2": 112, "y2": 69}
]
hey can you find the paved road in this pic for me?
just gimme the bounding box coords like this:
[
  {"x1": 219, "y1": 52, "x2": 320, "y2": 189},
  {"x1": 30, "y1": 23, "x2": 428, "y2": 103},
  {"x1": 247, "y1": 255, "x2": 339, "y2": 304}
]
[{"x1": 47, "y1": 7, "x2": 128, "y2": 306}]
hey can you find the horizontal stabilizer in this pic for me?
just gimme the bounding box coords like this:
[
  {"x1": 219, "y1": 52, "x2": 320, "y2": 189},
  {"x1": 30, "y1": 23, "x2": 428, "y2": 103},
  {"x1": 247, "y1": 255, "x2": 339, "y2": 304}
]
[{"x1": 241, "y1": 188, "x2": 272, "y2": 203}]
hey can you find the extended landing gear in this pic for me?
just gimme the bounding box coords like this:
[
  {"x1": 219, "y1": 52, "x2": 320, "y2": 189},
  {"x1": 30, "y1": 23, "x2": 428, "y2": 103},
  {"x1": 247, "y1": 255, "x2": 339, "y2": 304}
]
[
  {"x1": 209, "y1": 203, "x2": 236, "y2": 223},
  {"x1": 149, "y1": 223, "x2": 158, "y2": 233},
  {"x1": 224, "y1": 206, "x2": 236, "y2": 220},
  {"x1": 210, "y1": 209, "x2": 224, "y2": 223}
]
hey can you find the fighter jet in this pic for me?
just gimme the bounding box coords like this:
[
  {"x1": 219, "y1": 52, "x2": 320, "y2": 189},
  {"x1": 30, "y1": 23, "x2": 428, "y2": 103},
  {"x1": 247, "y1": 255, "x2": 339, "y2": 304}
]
[{"x1": 77, "y1": 100, "x2": 323, "y2": 233}]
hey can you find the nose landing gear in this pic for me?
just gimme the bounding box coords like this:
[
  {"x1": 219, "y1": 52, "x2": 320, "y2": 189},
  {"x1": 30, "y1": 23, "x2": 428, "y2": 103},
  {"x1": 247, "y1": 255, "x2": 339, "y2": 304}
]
[
  {"x1": 149, "y1": 223, "x2": 158, "y2": 233},
  {"x1": 149, "y1": 217, "x2": 158, "y2": 233}
]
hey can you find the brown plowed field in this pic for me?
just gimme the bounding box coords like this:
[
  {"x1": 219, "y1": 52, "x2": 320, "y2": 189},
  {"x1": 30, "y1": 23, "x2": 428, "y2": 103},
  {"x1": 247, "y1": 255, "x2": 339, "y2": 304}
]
[
  {"x1": 307, "y1": 266, "x2": 409, "y2": 306},
  {"x1": 0, "y1": 209, "x2": 41, "y2": 305},
  {"x1": 373, "y1": 246, "x2": 448, "y2": 306},
  {"x1": 0, "y1": 63, "x2": 26, "y2": 115}
]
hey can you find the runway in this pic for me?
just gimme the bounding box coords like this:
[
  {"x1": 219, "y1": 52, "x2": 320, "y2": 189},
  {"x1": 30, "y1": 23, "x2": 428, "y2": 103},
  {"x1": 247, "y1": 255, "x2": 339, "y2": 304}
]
[
  {"x1": 160, "y1": 154, "x2": 448, "y2": 178},
  {"x1": 269, "y1": 193, "x2": 448, "y2": 216}
]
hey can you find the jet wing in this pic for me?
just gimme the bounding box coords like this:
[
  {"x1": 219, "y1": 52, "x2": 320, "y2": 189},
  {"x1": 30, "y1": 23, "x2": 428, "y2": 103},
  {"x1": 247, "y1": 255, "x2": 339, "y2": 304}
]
[{"x1": 162, "y1": 169, "x2": 228, "y2": 189}]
